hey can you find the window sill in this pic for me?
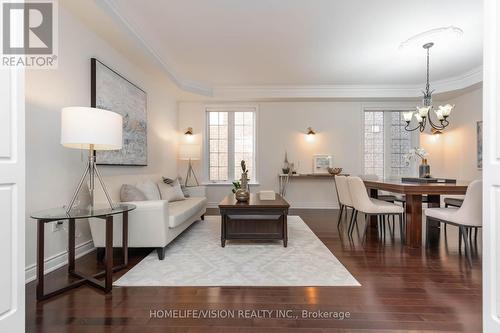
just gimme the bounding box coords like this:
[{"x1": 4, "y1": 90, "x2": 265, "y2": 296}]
[{"x1": 201, "y1": 182, "x2": 260, "y2": 186}]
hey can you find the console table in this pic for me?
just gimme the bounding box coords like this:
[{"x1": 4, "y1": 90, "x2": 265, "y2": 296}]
[
  {"x1": 279, "y1": 173, "x2": 345, "y2": 196},
  {"x1": 31, "y1": 204, "x2": 136, "y2": 301}
]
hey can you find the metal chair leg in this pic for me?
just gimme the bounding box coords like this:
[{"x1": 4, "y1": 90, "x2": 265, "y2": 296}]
[
  {"x1": 458, "y1": 227, "x2": 462, "y2": 254},
  {"x1": 460, "y1": 226, "x2": 472, "y2": 267},
  {"x1": 337, "y1": 204, "x2": 344, "y2": 228}
]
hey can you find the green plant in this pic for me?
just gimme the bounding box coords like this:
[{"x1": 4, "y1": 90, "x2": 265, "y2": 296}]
[{"x1": 231, "y1": 181, "x2": 241, "y2": 194}]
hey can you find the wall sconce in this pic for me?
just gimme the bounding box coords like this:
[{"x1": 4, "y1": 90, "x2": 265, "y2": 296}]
[
  {"x1": 184, "y1": 127, "x2": 194, "y2": 142},
  {"x1": 305, "y1": 127, "x2": 316, "y2": 142}
]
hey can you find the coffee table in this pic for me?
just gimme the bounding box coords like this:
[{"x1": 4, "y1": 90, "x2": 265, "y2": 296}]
[{"x1": 218, "y1": 193, "x2": 290, "y2": 247}]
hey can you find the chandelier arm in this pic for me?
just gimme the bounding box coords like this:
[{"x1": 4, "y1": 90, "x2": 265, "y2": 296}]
[
  {"x1": 427, "y1": 113, "x2": 447, "y2": 130},
  {"x1": 405, "y1": 121, "x2": 424, "y2": 132}
]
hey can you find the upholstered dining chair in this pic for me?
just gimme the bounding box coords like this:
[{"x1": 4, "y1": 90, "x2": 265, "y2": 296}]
[
  {"x1": 334, "y1": 175, "x2": 356, "y2": 228},
  {"x1": 347, "y1": 176, "x2": 405, "y2": 240},
  {"x1": 424, "y1": 180, "x2": 482, "y2": 266}
]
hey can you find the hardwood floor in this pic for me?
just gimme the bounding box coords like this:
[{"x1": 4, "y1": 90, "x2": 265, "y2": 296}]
[{"x1": 26, "y1": 208, "x2": 482, "y2": 332}]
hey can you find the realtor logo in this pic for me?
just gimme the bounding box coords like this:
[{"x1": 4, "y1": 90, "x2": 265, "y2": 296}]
[{"x1": 1, "y1": 0, "x2": 58, "y2": 68}]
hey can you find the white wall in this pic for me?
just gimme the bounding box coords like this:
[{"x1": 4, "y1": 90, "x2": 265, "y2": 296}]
[
  {"x1": 25, "y1": 7, "x2": 178, "y2": 281},
  {"x1": 179, "y1": 88, "x2": 482, "y2": 208},
  {"x1": 179, "y1": 101, "x2": 412, "y2": 208},
  {"x1": 421, "y1": 85, "x2": 482, "y2": 181}
]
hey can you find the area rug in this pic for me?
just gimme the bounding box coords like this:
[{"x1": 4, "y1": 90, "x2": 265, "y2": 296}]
[{"x1": 114, "y1": 215, "x2": 360, "y2": 287}]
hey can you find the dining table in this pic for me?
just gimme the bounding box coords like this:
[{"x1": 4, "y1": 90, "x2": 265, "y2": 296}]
[{"x1": 363, "y1": 179, "x2": 469, "y2": 248}]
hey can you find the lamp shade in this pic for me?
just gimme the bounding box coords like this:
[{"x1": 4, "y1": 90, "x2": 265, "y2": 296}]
[
  {"x1": 61, "y1": 107, "x2": 123, "y2": 150},
  {"x1": 178, "y1": 144, "x2": 200, "y2": 160}
]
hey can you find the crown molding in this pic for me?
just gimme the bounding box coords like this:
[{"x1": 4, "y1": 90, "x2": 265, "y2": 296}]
[
  {"x1": 95, "y1": 0, "x2": 481, "y2": 100},
  {"x1": 212, "y1": 66, "x2": 483, "y2": 100},
  {"x1": 96, "y1": 0, "x2": 213, "y2": 96}
]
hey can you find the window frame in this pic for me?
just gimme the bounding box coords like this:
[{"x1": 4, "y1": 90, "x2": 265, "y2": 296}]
[
  {"x1": 362, "y1": 107, "x2": 420, "y2": 179},
  {"x1": 203, "y1": 105, "x2": 259, "y2": 185}
]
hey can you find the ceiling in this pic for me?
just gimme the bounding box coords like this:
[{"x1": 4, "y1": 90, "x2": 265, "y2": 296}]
[{"x1": 96, "y1": 0, "x2": 483, "y2": 98}]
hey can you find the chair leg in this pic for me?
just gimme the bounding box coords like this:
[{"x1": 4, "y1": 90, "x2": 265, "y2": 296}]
[
  {"x1": 458, "y1": 228, "x2": 462, "y2": 254},
  {"x1": 96, "y1": 247, "x2": 105, "y2": 262},
  {"x1": 348, "y1": 209, "x2": 356, "y2": 237},
  {"x1": 337, "y1": 204, "x2": 344, "y2": 228},
  {"x1": 460, "y1": 226, "x2": 472, "y2": 267},
  {"x1": 474, "y1": 227, "x2": 479, "y2": 247}
]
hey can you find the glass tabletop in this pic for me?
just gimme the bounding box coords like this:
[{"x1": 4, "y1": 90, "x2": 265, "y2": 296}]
[{"x1": 30, "y1": 204, "x2": 136, "y2": 220}]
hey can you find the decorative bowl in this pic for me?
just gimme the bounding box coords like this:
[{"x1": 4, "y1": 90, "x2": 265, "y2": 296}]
[{"x1": 327, "y1": 167, "x2": 342, "y2": 175}]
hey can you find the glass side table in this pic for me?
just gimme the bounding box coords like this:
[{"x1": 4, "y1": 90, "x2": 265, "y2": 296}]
[{"x1": 31, "y1": 204, "x2": 136, "y2": 301}]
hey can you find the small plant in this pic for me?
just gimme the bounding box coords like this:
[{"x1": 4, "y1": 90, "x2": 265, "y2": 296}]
[{"x1": 231, "y1": 181, "x2": 241, "y2": 194}]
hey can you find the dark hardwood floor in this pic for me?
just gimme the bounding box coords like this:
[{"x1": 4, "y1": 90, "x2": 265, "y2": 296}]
[{"x1": 26, "y1": 208, "x2": 482, "y2": 332}]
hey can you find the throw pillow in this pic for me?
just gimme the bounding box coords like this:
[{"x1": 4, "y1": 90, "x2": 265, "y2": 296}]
[
  {"x1": 162, "y1": 176, "x2": 190, "y2": 197},
  {"x1": 158, "y1": 179, "x2": 186, "y2": 202},
  {"x1": 135, "y1": 180, "x2": 161, "y2": 200},
  {"x1": 120, "y1": 184, "x2": 147, "y2": 202}
]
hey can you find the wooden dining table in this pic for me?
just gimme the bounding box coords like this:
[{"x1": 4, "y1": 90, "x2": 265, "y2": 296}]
[{"x1": 363, "y1": 179, "x2": 469, "y2": 248}]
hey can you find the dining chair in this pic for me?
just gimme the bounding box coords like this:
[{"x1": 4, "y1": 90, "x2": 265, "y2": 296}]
[
  {"x1": 424, "y1": 180, "x2": 482, "y2": 266},
  {"x1": 334, "y1": 175, "x2": 356, "y2": 228},
  {"x1": 347, "y1": 176, "x2": 405, "y2": 240},
  {"x1": 441, "y1": 197, "x2": 464, "y2": 238}
]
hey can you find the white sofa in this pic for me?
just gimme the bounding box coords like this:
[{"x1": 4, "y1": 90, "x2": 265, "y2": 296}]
[{"x1": 89, "y1": 174, "x2": 207, "y2": 260}]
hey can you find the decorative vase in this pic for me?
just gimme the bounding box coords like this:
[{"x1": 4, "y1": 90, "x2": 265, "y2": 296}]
[
  {"x1": 419, "y1": 158, "x2": 431, "y2": 178},
  {"x1": 282, "y1": 152, "x2": 290, "y2": 174},
  {"x1": 236, "y1": 172, "x2": 250, "y2": 202}
]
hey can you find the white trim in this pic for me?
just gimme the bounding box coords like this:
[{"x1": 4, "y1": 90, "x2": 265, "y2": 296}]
[
  {"x1": 212, "y1": 67, "x2": 483, "y2": 100},
  {"x1": 24, "y1": 240, "x2": 95, "y2": 284}
]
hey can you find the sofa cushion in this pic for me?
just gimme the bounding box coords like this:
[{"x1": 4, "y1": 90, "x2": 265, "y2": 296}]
[
  {"x1": 136, "y1": 180, "x2": 161, "y2": 200},
  {"x1": 158, "y1": 179, "x2": 185, "y2": 202},
  {"x1": 168, "y1": 197, "x2": 207, "y2": 228},
  {"x1": 120, "y1": 184, "x2": 147, "y2": 202}
]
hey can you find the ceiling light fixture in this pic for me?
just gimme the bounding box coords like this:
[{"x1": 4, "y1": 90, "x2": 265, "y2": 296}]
[{"x1": 403, "y1": 42, "x2": 454, "y2": 132}]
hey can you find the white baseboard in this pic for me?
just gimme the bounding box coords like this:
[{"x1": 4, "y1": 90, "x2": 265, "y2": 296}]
[
  {"x1": 25, "y1": 240, "x2": 96, "y2": 284},
  {"x1": 208, "y1": 201, "x2": 339, "y2": 209}
]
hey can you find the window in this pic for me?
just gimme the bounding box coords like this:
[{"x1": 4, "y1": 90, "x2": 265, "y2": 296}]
[
  {"x1": 364, "y1": 110, "x2": 418, "y2": 179},
  {"x1": 206, "y1": 107, "x2": 256, "y2": 183}
]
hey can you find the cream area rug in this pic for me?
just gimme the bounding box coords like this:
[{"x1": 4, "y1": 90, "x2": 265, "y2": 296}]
[{"x1": 114, "y1": 216, "x2": 360, "y2": 287}]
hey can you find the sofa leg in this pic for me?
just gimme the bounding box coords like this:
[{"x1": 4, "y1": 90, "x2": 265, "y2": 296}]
[
  {"x1": 156, "y1": 247, "x2": 166, "y2": 260},
  {"x1": 96, "y1": 248, "x2": 105, "y2": 262},
  {"x1": 201, "y1": 214, "x2": 205, "y2": 220}
]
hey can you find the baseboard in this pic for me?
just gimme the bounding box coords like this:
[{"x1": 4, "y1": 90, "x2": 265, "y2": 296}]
[
  {"x1": 208, "y1": 201, "x2": 339, "y2": 209},
  {"x1": 25, "y1": 240, "x2": 96, "y2": 284}
]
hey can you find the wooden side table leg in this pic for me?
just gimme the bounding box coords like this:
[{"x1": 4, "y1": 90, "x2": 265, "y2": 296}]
[
  {"x1": 36, "y1": 219, "x2": 45, "y2": 301},
  {"x1": 105, "y1": 215, "x2": 113, "y2": 293},
  {"x1": 68, "y1": 218, "x2": 75, "y2": 273},
  {"x1": 283, "y1": 213, "x2": 288, "y2": 247},
  {"x1": 122, "y1": 212, "x2": 128, "y2": 267}
]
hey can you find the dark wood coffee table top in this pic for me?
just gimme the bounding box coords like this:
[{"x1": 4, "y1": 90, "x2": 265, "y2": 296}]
[{"x1": 218, "y1": 193, "x2": 290, "y2": 209}]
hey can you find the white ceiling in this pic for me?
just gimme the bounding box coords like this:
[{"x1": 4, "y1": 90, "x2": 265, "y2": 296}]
[{"x1": 99, "y1": 0, "x2": 483, "y2": 98}]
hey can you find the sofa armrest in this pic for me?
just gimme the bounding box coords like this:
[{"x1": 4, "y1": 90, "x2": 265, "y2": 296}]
[
  {"x1": 186, "y1": 186, "x2": 206, "y2": 198},
  {"x1": 121, "y1": 199, "x2": 169, "y2": 213}
]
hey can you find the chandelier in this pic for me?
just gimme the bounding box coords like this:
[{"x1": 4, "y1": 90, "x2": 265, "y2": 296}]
[{"x1": 403, "y1": 42, "x2": 454, "y2": 132}]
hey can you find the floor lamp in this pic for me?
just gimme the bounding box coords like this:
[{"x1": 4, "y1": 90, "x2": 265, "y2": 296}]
[
  {"x1": 61, "y1": 107, "x2": 123, "y2": 213},
  {"x1": 179, "y1": 144, "x2": 201, "y2": 187}
]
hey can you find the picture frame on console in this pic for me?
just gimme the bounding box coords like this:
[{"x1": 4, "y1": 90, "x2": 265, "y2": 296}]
[
  {"x1": 91, "y1": 58, "x2": 148, "y2": 166},
  {"x1": 313, "y1": 154, "x2": 333, "y2": 174}
]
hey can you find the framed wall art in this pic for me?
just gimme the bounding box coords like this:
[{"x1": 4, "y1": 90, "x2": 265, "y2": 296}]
[{"x1": 91, "y1": 58, "x2": 148, "y2": 166}]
